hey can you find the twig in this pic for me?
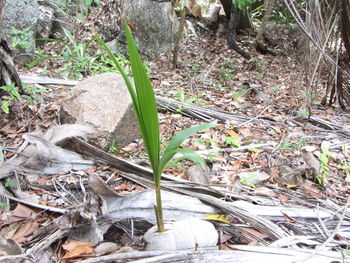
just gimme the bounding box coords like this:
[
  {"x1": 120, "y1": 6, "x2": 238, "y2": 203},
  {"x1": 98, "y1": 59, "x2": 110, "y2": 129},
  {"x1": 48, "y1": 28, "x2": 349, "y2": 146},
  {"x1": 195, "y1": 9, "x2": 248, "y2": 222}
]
[
  {"x1": 6, "y1": 195, "x2": 66, "y2": 214},
  {"x1": 0, "y1": 254, "x2": 28, "y2": 262},
  {"x1": 297, "y1": 197, "x2": 350, "y2": 263},
  {"x1": 53, "y1": 179, "x2": 80, "y2": 206},
  {"x1": 271, "y1": 132, "x2": 286, "y2": 153},
  {"x1": 237, "y1": 105, "x2": 272, "y2": 128},
  {"x1": 76, "y1": 251, "x2": 172, "y2": 263}
]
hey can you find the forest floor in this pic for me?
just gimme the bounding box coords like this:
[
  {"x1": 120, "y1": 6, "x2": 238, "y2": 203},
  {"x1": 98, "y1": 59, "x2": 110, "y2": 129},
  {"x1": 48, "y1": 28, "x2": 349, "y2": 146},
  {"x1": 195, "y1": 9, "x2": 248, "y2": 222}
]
[{"x1": 0, "y1": 7, "x2": 350, "y2": 263}]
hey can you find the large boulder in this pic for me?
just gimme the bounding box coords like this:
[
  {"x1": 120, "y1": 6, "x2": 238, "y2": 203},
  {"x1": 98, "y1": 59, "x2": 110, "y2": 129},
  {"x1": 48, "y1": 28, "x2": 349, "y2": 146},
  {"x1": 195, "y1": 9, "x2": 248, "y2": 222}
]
[
  {"x1": 37, "y1": 0, "x2": 75, "y2": 40},
  {"x1": 60, "y1": 72, "x2": 140, "y2": 151},
  {"x1": 2, "y1": 0, "x2": 39, "y2": 64},
  {"x1": 36, "y1": 5, "x2": 55, "y2": 46},
  {"x1": 108, "y1": 0, "x2": 178, "y2": 59}
]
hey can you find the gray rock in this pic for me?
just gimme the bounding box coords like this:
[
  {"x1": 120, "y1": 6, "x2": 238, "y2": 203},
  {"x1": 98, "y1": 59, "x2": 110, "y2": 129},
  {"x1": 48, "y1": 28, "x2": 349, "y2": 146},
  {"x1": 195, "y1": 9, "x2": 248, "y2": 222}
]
[
  {"x1": 2, "y1": 0, "x2": 39, "y2": 64},
  {"x1": 36, "y1": 5, "x2": 54, "y2": 47},
  {"x1": 186, "y1": 164, "x2": 211, "y2": 184},
  {"x1": 39, "y1": 0, "x2": 74, "y2": 38},
  {"x1": 60, "y1": 72, "x2": 140, "y2": 151},
  {"x1": 113, "y1": 0, "x2": 178, "y2": 58}
]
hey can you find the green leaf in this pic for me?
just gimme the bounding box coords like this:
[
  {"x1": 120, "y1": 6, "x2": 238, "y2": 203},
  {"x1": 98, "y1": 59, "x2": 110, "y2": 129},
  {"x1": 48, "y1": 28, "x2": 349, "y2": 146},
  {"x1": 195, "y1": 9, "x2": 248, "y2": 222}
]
[
  {"x1": 232, "y1": 0, "x2": 257, "y2": 10},
  {"x1": 76, "y1": 13, "x2": 85, "y2": 21},
  {"x1": 165, "y1": 123, "x2": 218, "y2": 154},
  {"x1": 5, "y1": 178, "x2": 15, "y2": 188},
  {"x1": 123, "y1": 18, "x2": 160, "y2": 177},
  {"x1": 63, "y1": 28, "x2": 75, "y2": 44},
  {"x1": 159, "y1": 122, "x2": 218, "y2": 172},
  {"x1": 28, "y1": 55, "x2": 61, "y2": 67},
  {"x1": 0, "y1": 148, "x2": 3, "y2": 166},
  {"x1": 177, "y1": 148, "x2": 207, "y2": 169},
  {"x1": 159, "y1": 149, "x2": 177, "y2": 173},
  {"x1": 2, "y1": 101, "x2": 9, "y2": 114},
  {"x1": 319, "y1": 154, "x2": 328, "y2": 164},
  {"x1": 36, "y1": 37, "x2": 66, "y2": 43},
  {"x1": 10, "y1": 89, "x2": 21, "y2": 98},
  {"x1": 247, "y1": 147, "x2": 262, "y2": 153}
]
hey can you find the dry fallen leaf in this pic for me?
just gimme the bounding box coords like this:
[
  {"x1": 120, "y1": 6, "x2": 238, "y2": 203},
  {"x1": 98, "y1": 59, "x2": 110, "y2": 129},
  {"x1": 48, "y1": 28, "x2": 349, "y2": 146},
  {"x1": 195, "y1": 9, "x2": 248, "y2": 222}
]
[
  {"x1": 62, "y1": 240, "x2": 95, "y2": 251},
  {"x1": 301, "y1": 183, "x2": 324, "y2": 199},
  {"x1": 239, "y1": 226, "x2": 269, "y2": 241},
  {"x1": 11, "y1": 220, "x2": 39, "y2": 243},
  {"x1": 255, "y1": 187, "x2": 278, "y2": 198},
  {"x1": 225, "y1": 129, "x2": 239, "y2": 139},
  {"x1": 62, "y1": 245, "x2": 95, "y2": 260},
  {"x1": 94, "y1": 242, "x2": 121, "y2": 256},
  {"x1": 277, "y1": 194, "x2": 289, "y2": 203},
  {"x1": 281, "y1": 212, "x2": 301, "y2": 224}
]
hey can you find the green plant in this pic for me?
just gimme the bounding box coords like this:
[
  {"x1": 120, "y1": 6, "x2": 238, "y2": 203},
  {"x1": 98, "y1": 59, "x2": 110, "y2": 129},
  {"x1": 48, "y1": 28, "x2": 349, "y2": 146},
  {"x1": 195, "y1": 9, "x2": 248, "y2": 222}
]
[
  {"x1": 85, "y1": 0, "x2": 100, "y2": 7},
  {"x1": 165, "y1": 156, "x2": 186, "y2": 169},
  {"x1": 194, "y1": 136, "x2": 217, "y2": 148},
  {"x1": 224, "y1": 136, "x2": 240, "y2": 148},
  {"x1": 10, "y1": 27, "x2": 32, "y2": 49},
  {"x1": 76, "y1": 0, "x2": 100, "y2": 20},
  {"x1": 255, "y1": 59, "x2": 266, "y2": 75},
  {"x1": 0, "y1": 83, "x2": 45, "y2": 114},
  {"x1": 233, "y1": 0, "x2": 259, "y2": 10},
  {"x1": 338, "y1": 161, "x2": 350, "y2": 181},
  {"x1": 0, "y1": 147, "x2": 3, "y2": 166},
  {"x1": 279, "y1": 138, "x2": 307, "y2": 151},
  {"x1": 96, "y1": 19, "x2": 219, "y2": 232},
  {"x1": 30, "y1": 28, "x2": 129, "y2": 80},
  {"x1": 207, "y1": 150, "x2": 222, "y2": 162},
  {"x1": 219, "y1": 67, "x2": 234, "y2": 84},
  {"x1": 299, "y1": 108, "x2": 309, "y2": 116},
  {"x1": 271, "y1": 85, "x2": 285, "y2": 95},
  {"x1": 341, "y1": 248, "x2": 350, "y2": 261},
  {"x1": 191, "y1": 61, "x2": 203, "y2": 75},
  {"x1": 241, "y1": 173, "x2": 258, "y2": 188},
  {"x1": 247, "y1": 147, "x2": 263, "y2": 153},
  {"x1": 109, "y1": 138, "x2": 118, "y2": 154},
  {"x1": 175, "y1": 90, "x2": 203, "y2": 111},
  {"x1": 231, "y1": 88, "x2": 250, "y2": 101},
  {"x1": 249, "y1": 3, "x2": 264, "y2": 22},
  {"x1": 5, "y1": 178, "x2": 15, "y2": 188},
  {"x1": 317, "y1": 141, "x2": 333, "y2": 185}
]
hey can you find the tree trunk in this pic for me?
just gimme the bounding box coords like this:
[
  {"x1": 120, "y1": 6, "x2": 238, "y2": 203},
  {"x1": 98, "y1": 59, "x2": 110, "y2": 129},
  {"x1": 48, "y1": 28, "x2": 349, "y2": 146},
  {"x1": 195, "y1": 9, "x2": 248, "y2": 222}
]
[
  {"x1": 341, "y1": 0, "x2": 350, "y2": 59},
  {"x1": 238, "y1": 8, "x2": 254, "y2": 31},
  {"x1": 219, "y1": 0, "x2": 232, "y2": 18},
  {"x1": 255, "y1": 0, "x2": 276, "y2": 55},
  {"x1": 219, "y1": 0, "x2": 253, "y2": 30},
  {"x1": 0, "y1": 0, "x2": 23, "y2": 92},
  {"x1": 172, "y1": 7, "x2": 186, "y2": 68},
  {"x1": 227, "y1": 2, "x2": 251, "y2": 59}
]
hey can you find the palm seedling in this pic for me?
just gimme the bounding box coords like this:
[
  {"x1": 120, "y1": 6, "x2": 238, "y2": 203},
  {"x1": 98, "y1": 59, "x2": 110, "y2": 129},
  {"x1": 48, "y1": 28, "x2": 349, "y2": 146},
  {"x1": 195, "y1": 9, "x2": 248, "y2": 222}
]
[{"x1": 96, "y1": 18, "x2": 218, "y2": 232}]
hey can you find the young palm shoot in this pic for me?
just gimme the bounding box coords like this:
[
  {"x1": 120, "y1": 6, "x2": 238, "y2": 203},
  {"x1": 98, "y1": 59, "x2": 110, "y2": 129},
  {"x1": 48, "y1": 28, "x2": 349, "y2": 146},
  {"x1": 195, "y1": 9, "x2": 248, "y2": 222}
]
[{"x1": 96, "y1": 19, "x2": 218, "y2": 234}]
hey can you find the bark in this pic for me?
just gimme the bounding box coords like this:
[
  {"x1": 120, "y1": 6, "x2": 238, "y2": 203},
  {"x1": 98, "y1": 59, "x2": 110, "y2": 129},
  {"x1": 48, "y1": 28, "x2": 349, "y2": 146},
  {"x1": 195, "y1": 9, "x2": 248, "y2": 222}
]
[
  {"x1": 172, "y1": 8, "x2": 186, "y2": 68},
  {"x1": 219, "y1": 0, "x2": 232, "y2": 18},
  {"x1": 341, "y1": 0, "x2": 350, "y2": 59},
  {"x1": 255, "y1": 0, "x2": 276, "y2": 55},
  {"x1": 227, "y1": 3, "x2": 251, "y2": 59},
  {"x1": 219, "y1": 0, "x2": 253, "y2": 30},
  {"x1": 238, "y1": 8, "x2": 254, "y2": 31},
  {"x1": 0, "y1": 0, "x2": 5, "y2": 39},
  {"x1": 0, "y1": 0, "x2": 23, "y2": 92}
]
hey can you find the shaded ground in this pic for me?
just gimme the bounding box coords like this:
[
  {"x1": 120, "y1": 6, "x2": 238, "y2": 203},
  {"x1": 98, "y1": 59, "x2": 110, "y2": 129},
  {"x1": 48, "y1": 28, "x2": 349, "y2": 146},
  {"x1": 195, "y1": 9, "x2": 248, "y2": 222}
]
[{"x1": 0, "y1": 5, "x2": 350, "y2": 262}]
